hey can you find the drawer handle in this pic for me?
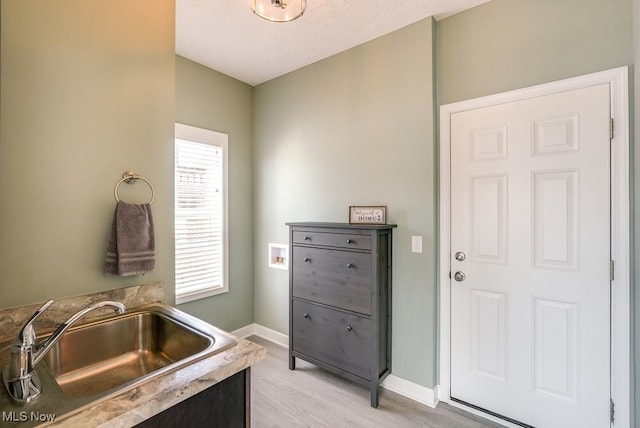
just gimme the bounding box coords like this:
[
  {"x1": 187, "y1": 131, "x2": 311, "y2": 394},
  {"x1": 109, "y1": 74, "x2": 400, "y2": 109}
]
[
  {"x1": 303, "y1": 313, "x2": 309, "y2": 319},
  {"x1": 346, "y1": 263, "x2": 354, "y2": 269},
  {"x1": 346, "y1": 325, "x2": 353, "y2": 332},
  {"x1": 304, "y1": 236, "x2": 311, "y2": 241},
  {"x1": 304, "y1": 257, "x2": 311, "y2": 263},
  {"x1": 347, "y1": 239, "x2": 354, "y2": 244}
]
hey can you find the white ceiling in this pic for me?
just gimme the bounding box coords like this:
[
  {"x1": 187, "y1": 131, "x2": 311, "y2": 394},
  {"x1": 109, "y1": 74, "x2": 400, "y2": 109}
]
[{"x1": 176, "y1": 0, "x2": 490, "y2": 86}]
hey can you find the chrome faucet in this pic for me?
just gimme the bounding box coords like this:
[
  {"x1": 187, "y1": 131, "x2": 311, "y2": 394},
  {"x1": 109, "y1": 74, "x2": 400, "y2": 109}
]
[{"x1": 2, "y1": 299, "x2": 126, "y2": 404}]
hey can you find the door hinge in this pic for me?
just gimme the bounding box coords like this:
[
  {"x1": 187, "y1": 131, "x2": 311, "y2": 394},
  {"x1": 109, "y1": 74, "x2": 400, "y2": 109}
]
[
  {"x1": 610, "y1": 260, "x2": 615, "y2": 281},
  {"x1": 610, "y1": 398, "x2": 615, "y2": 423},
  {"x1": 610, "y1": 118, "x2": 614, "y2": 139}
]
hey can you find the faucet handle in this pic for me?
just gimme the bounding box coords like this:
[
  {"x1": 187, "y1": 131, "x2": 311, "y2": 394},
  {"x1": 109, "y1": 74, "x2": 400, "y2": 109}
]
[{"x1": 16, "y1": 300, "x2": 55, "y2": 347}]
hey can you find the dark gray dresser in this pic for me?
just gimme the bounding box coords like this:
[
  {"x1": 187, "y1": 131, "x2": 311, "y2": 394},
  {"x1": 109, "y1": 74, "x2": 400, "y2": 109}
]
[{"x1": 286, "y1": 222, "x2": 396, "y2": 408}]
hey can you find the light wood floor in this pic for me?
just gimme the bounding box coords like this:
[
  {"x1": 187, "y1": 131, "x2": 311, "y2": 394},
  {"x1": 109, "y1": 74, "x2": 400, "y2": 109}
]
[{"x1": 248, "y1": 336, "x2": 503, "y2": 428}]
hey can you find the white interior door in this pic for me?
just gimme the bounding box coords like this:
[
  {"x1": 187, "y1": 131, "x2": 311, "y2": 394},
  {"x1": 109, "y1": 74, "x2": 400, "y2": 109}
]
[{"x1": 450, "y1": 84, "x2": 611, "y2": 427}]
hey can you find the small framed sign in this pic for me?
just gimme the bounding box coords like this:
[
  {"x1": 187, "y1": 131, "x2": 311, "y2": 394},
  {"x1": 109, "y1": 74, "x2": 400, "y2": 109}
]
[{"x1": 349, "y1": 206, "x2": 387, "y2": 225}]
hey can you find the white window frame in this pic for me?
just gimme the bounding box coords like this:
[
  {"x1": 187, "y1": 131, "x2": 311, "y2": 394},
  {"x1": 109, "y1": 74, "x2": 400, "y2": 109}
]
[{"x1": 174, "y1": 123, "x2": 229, "y2": 304}]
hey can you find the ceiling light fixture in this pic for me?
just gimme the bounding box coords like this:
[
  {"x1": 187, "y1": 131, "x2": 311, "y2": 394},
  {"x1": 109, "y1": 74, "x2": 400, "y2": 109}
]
[{"x1": 251, "y1": 0, "x2": 306, "y2": 23}]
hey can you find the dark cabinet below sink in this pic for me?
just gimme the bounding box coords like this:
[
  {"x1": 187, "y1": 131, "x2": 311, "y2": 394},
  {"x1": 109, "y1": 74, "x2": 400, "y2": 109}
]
[{"x1": 135, "y1": 368, "x2": 250, "y2": 428}]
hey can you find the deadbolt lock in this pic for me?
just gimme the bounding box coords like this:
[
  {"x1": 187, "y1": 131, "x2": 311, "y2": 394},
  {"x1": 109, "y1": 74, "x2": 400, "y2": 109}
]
[{"x1": 455, "y1": 251, "x2": 466, "y2": 261}]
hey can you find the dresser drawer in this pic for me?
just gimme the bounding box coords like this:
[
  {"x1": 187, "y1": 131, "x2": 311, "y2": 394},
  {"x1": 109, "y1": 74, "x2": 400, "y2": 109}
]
[
  {"x1": 292, "y1": 300, "x2": 371, "y2": 380},
  {"x1": 292, "y1": 230, "x2": 371, "y2": 251},
  {"x1": 292, "y1": 246, "x2": 371, "y2": 314}
]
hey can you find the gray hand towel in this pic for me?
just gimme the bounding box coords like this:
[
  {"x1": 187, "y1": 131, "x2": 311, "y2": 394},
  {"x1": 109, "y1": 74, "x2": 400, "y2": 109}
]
[{"x1": 104, "y1": 201, "x2": 155, "y2": 276}]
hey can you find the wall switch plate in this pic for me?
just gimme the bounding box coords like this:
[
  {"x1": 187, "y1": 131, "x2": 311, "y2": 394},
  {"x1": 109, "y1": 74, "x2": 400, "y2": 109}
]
[{"x1": 411, "y1": 236, "x2": 423, "y2": 253}]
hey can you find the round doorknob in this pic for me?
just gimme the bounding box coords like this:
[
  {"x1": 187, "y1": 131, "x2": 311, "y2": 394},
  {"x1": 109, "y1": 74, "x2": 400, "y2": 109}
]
[{"x1": 453, "y1": 271, "x2": 466, "y2": 282}]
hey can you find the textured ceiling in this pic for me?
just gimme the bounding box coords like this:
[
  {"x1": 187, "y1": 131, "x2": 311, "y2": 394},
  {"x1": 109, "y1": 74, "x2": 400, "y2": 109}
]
[{"x1": 176, "y1": 0, "x2": 490, "y2": 86}]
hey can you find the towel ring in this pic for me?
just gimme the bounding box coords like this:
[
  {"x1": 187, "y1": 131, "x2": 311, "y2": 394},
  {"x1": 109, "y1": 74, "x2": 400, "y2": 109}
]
[{"x1": 114, "y1": 171, "x2": 155, "y2": 204}]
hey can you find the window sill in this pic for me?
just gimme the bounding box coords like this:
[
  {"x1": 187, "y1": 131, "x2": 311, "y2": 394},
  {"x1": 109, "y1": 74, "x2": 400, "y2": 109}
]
[{"x1": 176, "y1": 286, "x2": 228, "y2": 305}]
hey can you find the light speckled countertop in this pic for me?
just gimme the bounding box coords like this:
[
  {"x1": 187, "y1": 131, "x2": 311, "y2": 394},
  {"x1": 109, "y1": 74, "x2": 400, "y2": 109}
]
[
  {"x1": 52, "y1": 334, "x2": 265, "y2": 427},
  {"x1": 0, "y1": 283, "x2": 266, "y2": 427}
]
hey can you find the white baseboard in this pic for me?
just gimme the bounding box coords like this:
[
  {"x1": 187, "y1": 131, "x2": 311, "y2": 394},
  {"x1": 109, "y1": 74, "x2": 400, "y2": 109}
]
[
  {"x1": 231, "y1": 323, "x2": 439, "y2": 408},
  {"x1": 230, "y1": 324, "x2": 256, "y2": 339},
  {"x1": 381, "y1": 375, "x2": 439, "y2": 408},
  {"x1": 231, "y1": 323, "x2": 289, "y2": 348}
]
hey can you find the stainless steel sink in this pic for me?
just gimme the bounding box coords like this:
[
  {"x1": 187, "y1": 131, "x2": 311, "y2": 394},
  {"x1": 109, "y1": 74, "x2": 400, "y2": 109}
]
[
  {"x1": 0, "y1": 303, "x2": 237, "y2": 425},
  {"x1": 41, "y1": 306, "x2": 227, "y2": 398}
]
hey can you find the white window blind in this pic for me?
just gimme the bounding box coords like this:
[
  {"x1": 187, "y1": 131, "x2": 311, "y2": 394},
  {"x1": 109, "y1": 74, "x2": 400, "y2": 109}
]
[{"x1": 174, "y1": 123, "x2": 228, "y2": 304}]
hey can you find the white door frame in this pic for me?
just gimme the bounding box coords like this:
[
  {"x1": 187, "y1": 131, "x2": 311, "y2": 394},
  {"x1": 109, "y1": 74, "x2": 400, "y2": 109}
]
[{"x1": 438, "y1": 67, "x2": 630, "y2": 427}]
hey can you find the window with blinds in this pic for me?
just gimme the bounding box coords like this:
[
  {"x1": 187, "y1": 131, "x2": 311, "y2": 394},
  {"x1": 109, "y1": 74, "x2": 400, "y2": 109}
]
[{"x1": 174, "y1": 123, "x2": 228, "y2": 304}]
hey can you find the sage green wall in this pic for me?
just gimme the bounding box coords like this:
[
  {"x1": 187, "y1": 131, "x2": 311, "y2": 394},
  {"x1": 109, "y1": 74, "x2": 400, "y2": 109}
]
[
  {"x1": 437, "y1": 0, "x2": 632, "y2": 105},
  {"x1": 437, "y1": 0, "x2": 635, "y2": 421},
  {"x1": 175, "y1": 55, "x2": 255, "y2": 332},
  {"x1": 253, "y1": 19, "x2": 437, "y2": 387},
  {"x1": 0, "y1": 1, "x2": 175, "y2": 308}
]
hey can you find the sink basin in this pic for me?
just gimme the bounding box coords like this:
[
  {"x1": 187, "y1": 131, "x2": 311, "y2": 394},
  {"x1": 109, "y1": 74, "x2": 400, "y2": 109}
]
[
  {"x1": 0, "y1": 303, "x2": 238, "y2": 426},
  {"x1": 38, "y1": 304, "x2": 236, "y2": 399}
]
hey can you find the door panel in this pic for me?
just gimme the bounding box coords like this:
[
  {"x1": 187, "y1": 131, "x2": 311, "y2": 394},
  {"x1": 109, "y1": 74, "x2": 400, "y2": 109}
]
[
  {"x1": 470, "y1": 175, "x2": 507, "y2": 263},
  {"x1": 532, "y1": 170, "x2": 578, "y2": 270},
  {"x1": 450, "y1": 84, "x2": 611, "y2": 427},
  {"x1": 533, "y1": 297, "x2": 578, "y2": 401}
]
